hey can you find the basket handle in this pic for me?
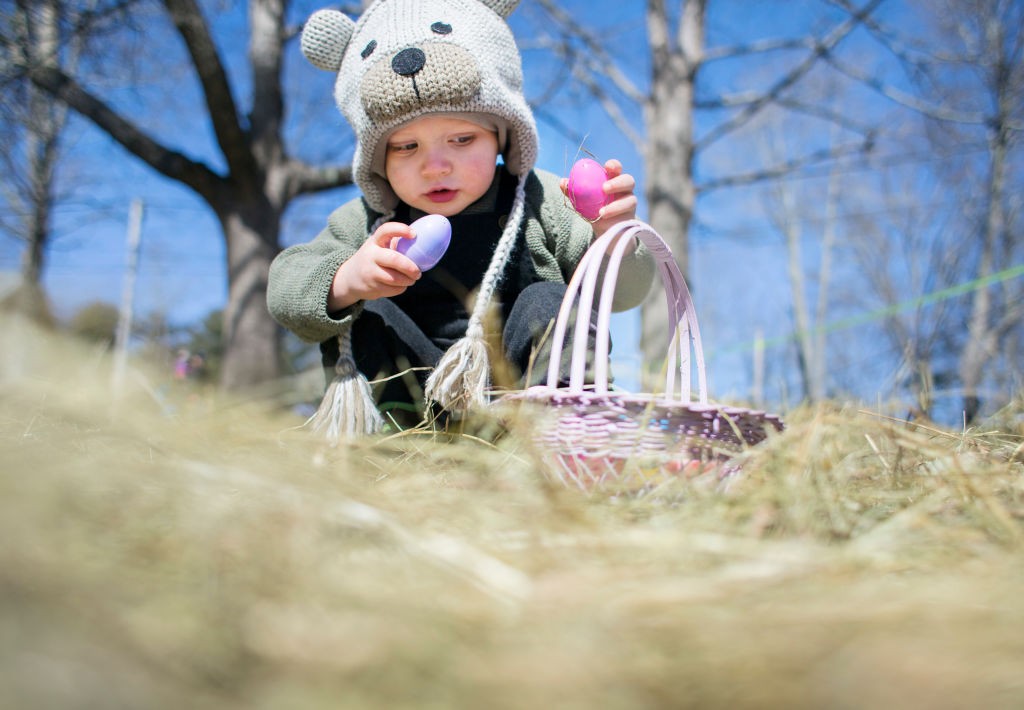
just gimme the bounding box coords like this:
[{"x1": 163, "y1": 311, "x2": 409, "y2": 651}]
[{"x1": 544, "y1": 219, "x2": 708, "y2": 404}]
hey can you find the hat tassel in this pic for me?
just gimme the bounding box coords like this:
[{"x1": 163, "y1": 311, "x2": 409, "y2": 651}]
[
  {"x1": 308, "y1": 330, "x2": 384, "y2": 442},
  {"x1": 424, "y1": 322, "x2": 490, "y2": 411}
]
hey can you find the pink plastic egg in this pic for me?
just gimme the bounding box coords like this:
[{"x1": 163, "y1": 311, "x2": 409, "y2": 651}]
[
  {"x1": 396, "y1": 214, "x2": 452, "y2": 271},
  {"x1": 567, "y1": 158, "x2": 609, "y2": 220}
]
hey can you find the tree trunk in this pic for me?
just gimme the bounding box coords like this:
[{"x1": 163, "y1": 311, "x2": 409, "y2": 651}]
[
  {"x1": 22, "y1": 193, "x2": 49, "y2": 286},
  {"x1": 640, "y1": 0, "x2": 704, "y2": 383},
  {"x1": 959, "y1": 123, "x2": 1006, "y2": 423},
  {"x1": 812, "y1": 166, "x2": 838, "y2": 401},
  {"x1": 780, "y1": 186, "x2": 815, "y2": 402},
  {"x1": 959, "y1": 36, "x2": 1012, "y2": 423},
  {"x1": 18, "y1": 0, "x2": 62, "y2": 290},
  {"x1": 218, "y1": 198, "x2": 282, "y2": 389}
]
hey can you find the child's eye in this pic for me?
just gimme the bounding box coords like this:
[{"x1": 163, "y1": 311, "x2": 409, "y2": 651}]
[
  {"x1": 388, "y1": 141, "x2": 417, "y2": 154},
  {"x1": 451, "y1": 134, "x2": 475, "y2": 146}
]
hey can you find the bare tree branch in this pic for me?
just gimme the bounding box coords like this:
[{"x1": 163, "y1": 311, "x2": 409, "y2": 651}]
[
  {"x1": 25, "y1": 63, "x2": 226, "y2": 200},
  {"x1": 698, "y1": 137, "x2": 872, "y2": 192},
  {"x1": 701, "y1": 36, "x2": 816, "y2": 63},
  {"x1": 68, "y1": 0, "x2": 141, "y2": 41},
  {"x1": 823, "y1": 54, "x2": 984, "y2": 124},
  {"x1": 771, "y1": 95, "x2": 877, "y2": 135},
  {"x1": 571, "y1": 62, "x2": 645, "y2": 153},
  {"x1": 676, "y1": 0, "x2": 706, "y2": 67},
  {"x1": 824, "y1": 0, "x2": 1023, "y2": 131},
  {"x1": 826, "y1": 0, "x2": 968, "y2": 64},
  {"x1": 646, "y1": 0, "x2": 670, "y2": 67},
  {"x1": 534, "y1": 0, "x2": 646, "y2": 104},
  {"x1": 531, "y1": 106, "x2": 585, "y2": 147},
  {"x1": 283, "y1": 160, "x2": 353, "y2": 201},
  {"x1": 520, "y1": 35, "x2": 574, "y2": 108},
  {"x1": 695, "y1": 0, "x2": 885, "y2": 152},
  {"x1": 695, "y1": 90, "x2": 877, "y2": 139},
  {"x1": 162, "y1": 0, "x2": 256, "y2": 179}
]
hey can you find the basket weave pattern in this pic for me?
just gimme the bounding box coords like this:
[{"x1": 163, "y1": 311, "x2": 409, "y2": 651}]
[{"x1": 502, "y1": 220, "x2": 783, "y2": 495}]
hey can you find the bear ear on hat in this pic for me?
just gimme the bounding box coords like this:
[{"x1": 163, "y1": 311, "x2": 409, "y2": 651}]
[
  {"x1": 301, "y1": 9, "x2": 355, "y2": 72},
  {"x1": 479, "y1": 0, "x2": 521, "y2": 19}
]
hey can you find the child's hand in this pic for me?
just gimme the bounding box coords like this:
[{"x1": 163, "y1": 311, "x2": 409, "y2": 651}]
[
  {"x1": 560, "y1": 158, "x2": 638, "y2": 240},
  {"x1": 561, "y1": 157, "x2": 638, "y2": 255},
  {"x1": 590, "y1": 159, "x2": 637, "y2": 238},
  {"x1": 328, "y1": 222, "x2": 420, "y2": 311}
]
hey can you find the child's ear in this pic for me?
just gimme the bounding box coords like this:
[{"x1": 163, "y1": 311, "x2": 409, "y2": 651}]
[
  {"x1": 478, "y1": 0, "x2": 521, "y2": 19},
  {"x1": 300, "y1": 9, "x2": 356, "y2": 72}
]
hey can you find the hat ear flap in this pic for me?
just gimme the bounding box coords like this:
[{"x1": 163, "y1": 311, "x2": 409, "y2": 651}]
[
  {"x1": 478, "y1": 0, "x2": 520, "y2": 19},
  {"x1": 301, "y1": 9, "x2": 355, "y2": 72}
]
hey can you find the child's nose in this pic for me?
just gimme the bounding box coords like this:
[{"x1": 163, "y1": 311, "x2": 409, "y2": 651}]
[{"x1": 421, "y1": 148, "x2": 451, "y2": 177}]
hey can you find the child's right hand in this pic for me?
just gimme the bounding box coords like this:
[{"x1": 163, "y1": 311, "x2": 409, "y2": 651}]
[{"x1": 328, "y1": 222, "x2": 421, "y2": 311}]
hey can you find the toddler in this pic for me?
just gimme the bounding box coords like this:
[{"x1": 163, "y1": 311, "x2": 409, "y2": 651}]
[{"x1": 267, "y1": 0, "x2": 655, "y2": 436}]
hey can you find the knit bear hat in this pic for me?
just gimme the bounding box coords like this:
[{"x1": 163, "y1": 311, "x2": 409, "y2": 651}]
[
  {"x1": 300, "y1": 0, "x2": 539, "y2": 434},
  {"x1": 300, "y1": 0, "x2": 538, "y2": 214}
]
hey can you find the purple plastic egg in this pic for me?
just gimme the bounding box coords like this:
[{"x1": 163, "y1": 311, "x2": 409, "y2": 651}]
[
  {"x1": 567, "y1": 158, "x2": 609, "y2": 220},
  {"x1": 396, "y1": 214, "x2": 452, "y2": 271}
]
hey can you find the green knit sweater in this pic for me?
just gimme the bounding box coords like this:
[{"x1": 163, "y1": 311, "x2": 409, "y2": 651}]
[{"x1": 267, "y1": 167, "x2": 655, "y2": 345}]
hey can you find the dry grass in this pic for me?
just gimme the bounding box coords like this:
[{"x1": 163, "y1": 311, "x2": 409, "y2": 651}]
[{"x1": 2, "y1": 314, "x2": 1023, "y2": 709}]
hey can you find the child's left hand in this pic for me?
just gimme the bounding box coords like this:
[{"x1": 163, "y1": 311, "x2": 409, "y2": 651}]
[{"x1": 560, "y1": 158, "x2": 638, "y2": 239}]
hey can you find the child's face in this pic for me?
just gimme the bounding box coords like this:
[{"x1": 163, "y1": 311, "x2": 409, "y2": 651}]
[{"x1": 384, "y1": 116, "x2": 500, "y2": 216}]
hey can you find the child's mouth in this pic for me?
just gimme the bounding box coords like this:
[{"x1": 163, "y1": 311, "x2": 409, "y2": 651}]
[{"x1": 426, "y1": 188, "x2": 456, "y2": 203}]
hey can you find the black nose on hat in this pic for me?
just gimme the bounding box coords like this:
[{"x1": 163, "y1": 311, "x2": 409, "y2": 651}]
[{"x1": 392, "y1": 47, "x2": 426, "y2": 77}]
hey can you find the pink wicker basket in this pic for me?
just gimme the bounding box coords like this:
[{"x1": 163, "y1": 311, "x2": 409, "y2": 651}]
[{"x1": 501, "y1": 219, "x2": 783, "y2": 495}]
